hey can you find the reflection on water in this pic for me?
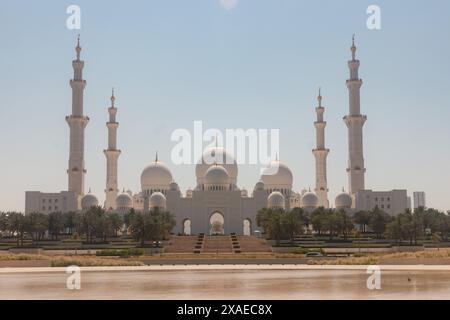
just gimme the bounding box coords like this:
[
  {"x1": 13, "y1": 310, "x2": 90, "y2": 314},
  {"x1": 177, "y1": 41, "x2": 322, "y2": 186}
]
[{"x1": 1, "y1": 269, "x2": 450, "y2": 300}]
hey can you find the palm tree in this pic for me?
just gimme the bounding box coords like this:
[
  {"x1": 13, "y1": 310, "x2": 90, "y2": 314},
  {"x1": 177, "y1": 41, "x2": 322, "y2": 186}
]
[
  {"x1": 149, "y1": 208, "x2": 176, "y2": 241},
  {"x1": 322, "y1": 209, "x2": 339, "y2": 240},
  {"x1": 338, "y1": 210, "x2": 354, "y2": 240},
  {"x1": 24, "y1": 212, "x2": 49, "y2": 246},
  {"x1": 107, "y1": 212, "x2": 123, "y2": 237},
  {"x1": 77, "y1": 206, "x2": 104, "y2": 243},
  {"x1": 432, "y1": 232, "x2": 442, "y2": 250},
  {"x1": 48, "y1": 212, "x2": 64, "y2": 240},
  {"x1": 129, "y1": 211, "x2": 153, "y2": 247},
  {"x1": 353, "y1": 210, "x2": 370, "y2": 233},
  {"x1": 282, "y1": 209, "x2": 305, "y2": 243},
  {"x1": 310, "y1": 207, "x2": 327, "y2": 236},
  {"x1": 385, "y1": 217, "x2": 402, "y2": 245},
  {"x1": 6, "y1": 212, "x2": 26, "y2": 246},
  {"x1": 256, "y1": 208, "x2": 284, "y2": 245},
  {"x1": 63, "y1": 211, "x2": 77, "y2": 235},
  {"x1": 0, "y1": 212, "x2": 8, "y2": 234},
  {"x1": 368, "y1": 206, "x2": 391, "y2": 239}
]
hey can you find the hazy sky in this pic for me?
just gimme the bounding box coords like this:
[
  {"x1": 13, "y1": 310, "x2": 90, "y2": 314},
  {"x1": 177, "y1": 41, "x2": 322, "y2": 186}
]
[{"x1": 1, "y1": 0, "x2": 449, "y2": 212}]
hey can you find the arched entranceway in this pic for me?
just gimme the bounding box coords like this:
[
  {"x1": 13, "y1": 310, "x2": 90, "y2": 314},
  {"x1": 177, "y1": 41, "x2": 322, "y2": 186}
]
[
  {"x1": 183, "y1": 219, "x2": 192, "y2": 235},
  {"x1": 210, "y1": 212, "x2": 225, "y2": 235},
  {"x1": 243, "y1": 219, "x2": 251, "y2": 236}
]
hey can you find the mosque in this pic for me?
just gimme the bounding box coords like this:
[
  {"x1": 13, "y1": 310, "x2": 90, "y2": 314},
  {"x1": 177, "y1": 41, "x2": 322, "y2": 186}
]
[{"x1": 25, "y1": 36, "x2": 409, "y2": 235}]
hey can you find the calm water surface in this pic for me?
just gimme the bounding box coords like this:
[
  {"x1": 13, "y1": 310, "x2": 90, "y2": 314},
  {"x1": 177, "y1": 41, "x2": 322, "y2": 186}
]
[{"x1": 1, "y1": 269, "x2": 450, "y2": 300}]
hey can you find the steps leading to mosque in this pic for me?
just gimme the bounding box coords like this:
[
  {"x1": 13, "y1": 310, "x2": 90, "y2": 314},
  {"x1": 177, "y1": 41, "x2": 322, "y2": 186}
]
[
  {"x1": 164, "y1": 236, "x2": 199, "y2": 253},
  {"x1": 164, "y1": 235, "x2": 273, "y2": 254},
  {"x1": 202, "y1": 236, "x2": 233, "y2": 254},
  {"x1": 236, "y1": 236, "x2": 273, "y2": 253}
]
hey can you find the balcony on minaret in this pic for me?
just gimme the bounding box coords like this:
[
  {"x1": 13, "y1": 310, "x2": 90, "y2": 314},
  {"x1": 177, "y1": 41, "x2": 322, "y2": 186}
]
[
  {"x1": 66, "y1": 115, "x2": 89, "y2": 129},
  {"x1": 343, "y1": 114, "x2": 367, "y2": 127},
  {"x1": 314, "y1": 121, "x2": 326, "y2": 129},
  {"x1": 108, "y1": 107, "x2": 117, "y2": 122}
]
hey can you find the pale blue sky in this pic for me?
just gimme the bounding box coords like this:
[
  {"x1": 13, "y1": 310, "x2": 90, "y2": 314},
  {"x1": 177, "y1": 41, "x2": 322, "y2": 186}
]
[{"x1": 1, "y1": 0, "x2": 449, "y2": 212}]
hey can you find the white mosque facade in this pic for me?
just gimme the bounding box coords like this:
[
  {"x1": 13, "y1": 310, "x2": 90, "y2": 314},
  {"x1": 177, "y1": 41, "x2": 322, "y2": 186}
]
[{"x1": 25, "y1": 37, "x2": 409, "y2": 235}]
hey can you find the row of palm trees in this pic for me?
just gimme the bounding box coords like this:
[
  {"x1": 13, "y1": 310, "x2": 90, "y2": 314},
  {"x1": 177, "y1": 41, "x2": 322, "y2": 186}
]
[
  {"x1": 0, "y1": 207, "x2": 176, "y2": 247},
  {"x1": 256, "y1": 206, "x2": 450, "y2": 245}
]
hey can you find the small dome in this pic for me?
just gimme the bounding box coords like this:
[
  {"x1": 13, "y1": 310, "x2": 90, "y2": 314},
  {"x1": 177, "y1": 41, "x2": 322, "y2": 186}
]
[
  {"x1": 81, "y1": 193, "x2": 98, "y2": 210},
  {"x1": 186, "y1": 188, "x2": 193, "y2": 198},
  {"x1": 261, "y1": 160, "x2": 293, "y2": 187},
  {"x1": 254, "y1": 180, "x2": 265, "y2": 191},
  {"x1": 204, "y1": 165, "x2": 229, "y2": 186},
  {"x1": 241, "y1": 189, "x2": 248, "y2": 197},
  {"x1": 141, "y1": 159, "x2": 173, "y2": 191},
  {"x1": 268, "y1": 191, "x2": 285, "y2": 210},
  {"x1": 149, "y1": 192, "x2": 167, "y2": 209},
  {"x1": 335, "y1": 192, "x2": 353, "y2": 209},
  {"x1": 116, "y1": 193, "x2": 132, "y2": 209},
  {"x1": 301, "y1": 192, "x2": 319, "y2": 208},
  {"x1": 169, "y1": 181, "x2": 180, "y2": 192}
]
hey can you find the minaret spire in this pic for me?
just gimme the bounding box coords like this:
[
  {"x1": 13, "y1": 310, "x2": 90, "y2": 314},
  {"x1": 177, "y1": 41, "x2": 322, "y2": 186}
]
[
  {"x1": 76, "y1": 34, "x2": 81, "y2": 61},
  {"x1": 111, "y1": 87, "x2": 115, "y2": 107},
  {"x1": 312, "y1": 88, "x2": 330, "y2": 208},
  {"x1": 344, "y1": 35, "x2": 367, "y2": 199},
  {"x1": 351, "y1": 34, "x2": 357, "y2": 61},
  {"x1": 103, "y1": 89, "x2": 121, "y2": 210},
  {"x1": 66, "y1": 36, "x2": 89, "y2": 206}
]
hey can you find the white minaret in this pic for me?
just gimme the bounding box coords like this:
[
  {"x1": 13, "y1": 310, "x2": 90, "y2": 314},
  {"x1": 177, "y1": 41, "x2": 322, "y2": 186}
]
[
  {"x1": 104, "y1": 89, "x2": 121, "y2": 211},
  {"x1": 313, "y1": 89, "x2": 330, "y2": 208},
  {"x1": 66, "y1": 35, "x2": 89, "y2": 200},
  {"x1": 344, "y1": 35, "x2": 367, "y2": 196}
]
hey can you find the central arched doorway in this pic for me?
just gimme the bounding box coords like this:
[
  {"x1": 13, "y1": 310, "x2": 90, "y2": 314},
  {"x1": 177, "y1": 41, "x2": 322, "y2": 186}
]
[
  {"x1": 243, "y1": 219, "x2": 251, "y2": 236},
  {"x1": 210, "y1": 212, "x2": 225, "y2": 235},
  {"x1": 183, "y1": 219, "x2": 192, "y2": 235}
]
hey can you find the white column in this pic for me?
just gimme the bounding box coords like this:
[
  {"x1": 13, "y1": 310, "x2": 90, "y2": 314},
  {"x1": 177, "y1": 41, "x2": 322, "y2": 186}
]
[
  {"x1": 66, "y1": 36, "x2": 88, "y2": 202},
  {"x1": 313, "y1": 89, "x2": 330, "y2": 208},
  {"x1": 104, "y1": 90, "x2": 121, "y2": 211},
  {"x1": 344, "y1": 36, "x2": 367, "y2": 196}
]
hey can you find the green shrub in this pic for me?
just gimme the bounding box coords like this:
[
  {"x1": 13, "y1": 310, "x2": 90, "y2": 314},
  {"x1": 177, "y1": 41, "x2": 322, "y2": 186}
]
[{"x1": 96, "y1": 248, "x2": 144, "y2": 257}]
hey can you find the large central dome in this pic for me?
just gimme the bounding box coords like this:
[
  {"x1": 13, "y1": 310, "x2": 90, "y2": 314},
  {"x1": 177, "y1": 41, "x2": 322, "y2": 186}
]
[
  {"x1": 204, "y1": 165, "x2": 230, "y2": 188},
  {"x1": 260, "y1": 160, "x2": 293, "y2": 188},
  {"x1": 141, "y1": 158, "x2": 173, "y2": 191},
  {"x1": 196, "y1": 147, "x2": 238, "y2": 187}
]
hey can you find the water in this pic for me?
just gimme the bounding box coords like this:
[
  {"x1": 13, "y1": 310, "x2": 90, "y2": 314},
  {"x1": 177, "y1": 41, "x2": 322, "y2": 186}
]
[{"x1": 1, "y1": 267, "x2": 450, "y2": 300}]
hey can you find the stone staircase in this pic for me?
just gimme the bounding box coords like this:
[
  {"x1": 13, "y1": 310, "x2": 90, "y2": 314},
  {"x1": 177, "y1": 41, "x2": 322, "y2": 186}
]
[
  {"x1": 164, "y1": 236, "x2": 199, "y2": 253},
  {"x1": 202, "y1": 235, "x2": 233, "y2": 254},
  {"x1": 236, "y1": 236, "x2": 272, "y2": 253},
  {"x1": 164, "y1": 235, "x2": 272, "y2": 254}
]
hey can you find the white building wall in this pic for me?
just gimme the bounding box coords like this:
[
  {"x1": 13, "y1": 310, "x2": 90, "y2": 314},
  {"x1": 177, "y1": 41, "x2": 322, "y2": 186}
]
[
  {"x1": 413, "y1": 192, "x2": 426, "y2": 209},
  {"x1": 25, "y1": 191, "x2": 78, "y2": 214},
  {"x1": 355, "y1": 190, "x2": 408, "y2": 216}
]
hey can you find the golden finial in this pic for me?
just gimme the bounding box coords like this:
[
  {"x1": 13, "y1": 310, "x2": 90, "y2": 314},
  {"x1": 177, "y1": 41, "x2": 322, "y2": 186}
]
[{"x1": 75, "y1": 34, "x2": 81, "y2": 60}]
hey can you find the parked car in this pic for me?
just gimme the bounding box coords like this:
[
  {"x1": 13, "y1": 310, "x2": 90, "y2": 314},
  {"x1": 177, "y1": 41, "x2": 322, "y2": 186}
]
[{"x1": 305, "y1": 252, "x2": 324, "y2": 257}]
